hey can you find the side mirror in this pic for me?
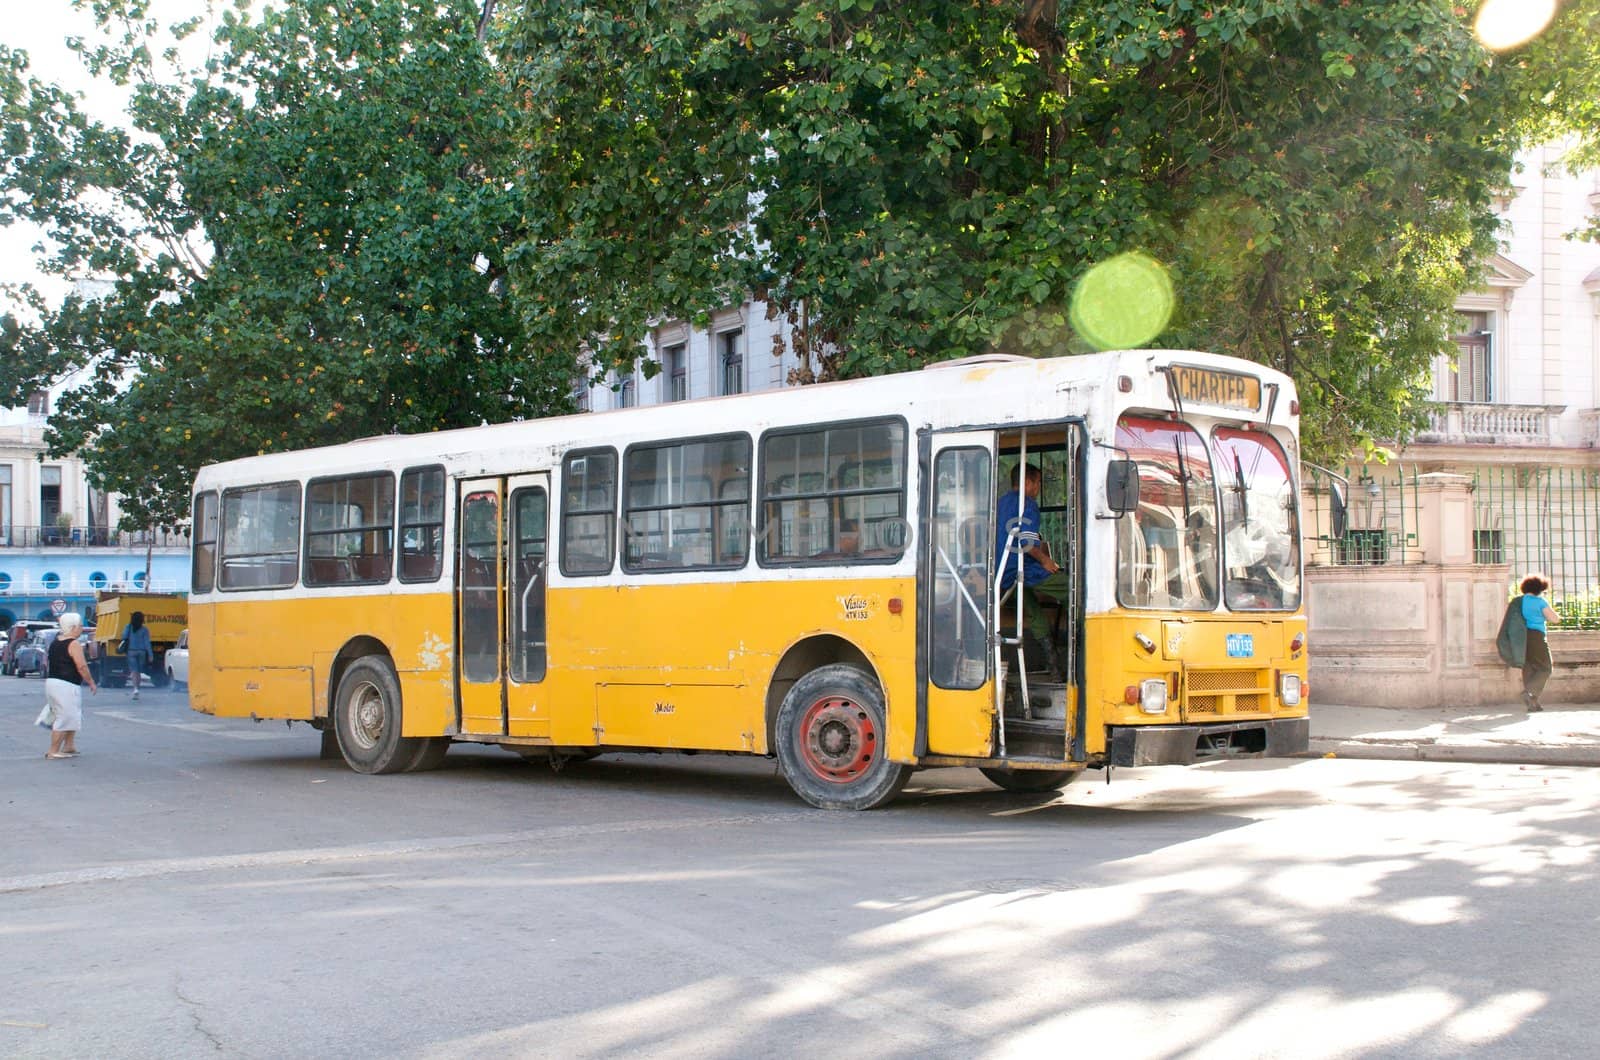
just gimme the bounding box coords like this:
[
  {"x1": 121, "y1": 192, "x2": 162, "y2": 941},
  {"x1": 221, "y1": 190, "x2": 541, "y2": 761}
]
[
  {"x1": 1106, "y1": 459, "x2": 1141, "y2": 514},
  {"x1": 1328, "y1": 479, "x2": 1348, "y2": 539}
]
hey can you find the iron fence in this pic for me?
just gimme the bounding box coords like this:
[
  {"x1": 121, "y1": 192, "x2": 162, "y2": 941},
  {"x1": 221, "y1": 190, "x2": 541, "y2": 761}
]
[
  {"x1": 1472, "y1": 466, "x2": 1600, "y2": 617},
  {"x1": 1303, "y1": 465, "x2": 1422, "y2": 566}
]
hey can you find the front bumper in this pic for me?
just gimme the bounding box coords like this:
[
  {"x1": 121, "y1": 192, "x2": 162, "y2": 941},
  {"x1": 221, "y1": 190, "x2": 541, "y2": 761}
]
[{"x1": 1108, "y1": 716, "x2": 1309, "y2": 767}]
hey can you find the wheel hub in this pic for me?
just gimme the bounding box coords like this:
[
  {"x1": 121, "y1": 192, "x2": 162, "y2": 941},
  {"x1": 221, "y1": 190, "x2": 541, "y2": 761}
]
[
  {"x1": 798, "y1": 695, "x2": 876, "y2": 784},
  {"x1": 350, "y1": 684, "x2": 385, "y2": 749}
]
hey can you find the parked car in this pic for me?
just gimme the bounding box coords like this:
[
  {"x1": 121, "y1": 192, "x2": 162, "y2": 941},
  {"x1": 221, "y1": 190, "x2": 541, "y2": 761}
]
[
  {"x1": 165, "y1": 629, "x2": 189, "y2": 690},
  {"x1": 12, "y1": 629, "x2": 58, "y2": 677},
  {"x1": 2, "y1": 620, "x2": 57, "y2": 676}
]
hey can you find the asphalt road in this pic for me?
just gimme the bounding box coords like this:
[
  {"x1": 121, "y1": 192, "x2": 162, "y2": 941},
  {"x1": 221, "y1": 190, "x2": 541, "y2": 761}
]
[{"x1": 3, "y1": 679, "x2": 1597, "y2": 1059}]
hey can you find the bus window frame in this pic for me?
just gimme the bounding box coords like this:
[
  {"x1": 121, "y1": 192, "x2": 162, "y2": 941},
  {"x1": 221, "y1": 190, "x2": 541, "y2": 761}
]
[
  {"x1": 1111, "y1": 413, "x2": 1221, "y2": 613},
  {"x1": 508, "y1": 481, "x2": 549, "y2": 683},
  {"x1": 397, "y1": 465, "x2": 447, "y2": 584},
  {"x1": 1210, "y1": 425, "x2": 1302, "y2": 613},
  {"x1": 302, "y1": 470, "x2": 396, "y2": 587},
  {"x1": 755, "y1": 414, "x2": 909, "y2": 569},
  {"x1": 560, "y1": 447, "x2": 619, "y2": 577},
  {"x1": 928, "y1": 445, "x2": 994, "y2": 691},
  {"x1": 620, "y1": 432, "x2": 753, "y2": 574},
  {"x1": 192, "y1": 490, "x2": 218, "y2": 594},
  {"x1": 218, "y1": 480, "x2": 304, "y2": 592}
]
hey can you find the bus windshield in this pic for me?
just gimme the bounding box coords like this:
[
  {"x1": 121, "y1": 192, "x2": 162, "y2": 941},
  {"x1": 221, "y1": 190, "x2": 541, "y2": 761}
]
[
  {"x1": 1115, "y1": 415, "x2": 1219, "y2": 611},
  {"x1": 1212, "y1": 427, "x2": 1300, "y2": 611}
]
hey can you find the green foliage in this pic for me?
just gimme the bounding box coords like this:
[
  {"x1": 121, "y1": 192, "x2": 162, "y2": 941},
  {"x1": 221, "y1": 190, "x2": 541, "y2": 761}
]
[
  {"x1": 504, "y1": 0, "x2": 1600, "y2": 462},
  {"x1": 0, "y1": 0, "x2": 575, "y2": 531},
  {"x1": 1554, "y1": 592, "x2": 1600, "y2": 632},
  {"x1": 6, "y1": 0, "x2": 1599, "y2": 536}
]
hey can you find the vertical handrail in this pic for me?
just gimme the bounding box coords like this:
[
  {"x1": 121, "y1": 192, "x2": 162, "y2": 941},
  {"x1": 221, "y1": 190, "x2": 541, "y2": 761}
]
[
  {"x1": 1015, "y1": 434, "x2": 1033, "y2": 724},
  {"x1": 992, "y1": 524, "x2": 1040, "y2": 758}
]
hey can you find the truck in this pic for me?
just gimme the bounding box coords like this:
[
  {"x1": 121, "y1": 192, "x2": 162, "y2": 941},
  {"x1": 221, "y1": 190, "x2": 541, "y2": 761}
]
[{"x1": 90, "y1": 591, "x2": 187, "y2": 687}]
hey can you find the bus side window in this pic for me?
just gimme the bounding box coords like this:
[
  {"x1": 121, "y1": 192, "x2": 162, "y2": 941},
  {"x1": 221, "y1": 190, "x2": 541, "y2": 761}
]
[
  {"x1": 562, "y1": 449, "x2": 618, "y2": 576},
  {"x1": 192, "y1": 491, "x2": 218, "y2": 593},
  {"x1": 305, "y1": 472, "x2": 395, "y2": 586},
  {"x1": 620, "y1": 436, "x2": 748, "y2": 573},
  {"x1": 758, "y1": 418, "x2": 906, "y2": 566},
  {"x1": 399, "y1": 466, "x2": 445, "y2": 583},
  {"x1": 219, "y1": 482, "x2": 301, "y2": 590}
]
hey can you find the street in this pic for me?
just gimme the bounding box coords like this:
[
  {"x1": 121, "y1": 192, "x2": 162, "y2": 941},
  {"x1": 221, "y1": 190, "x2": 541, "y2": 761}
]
[{"x1": 3, "y1": 680, "x2": 1597, "y2": 1059}]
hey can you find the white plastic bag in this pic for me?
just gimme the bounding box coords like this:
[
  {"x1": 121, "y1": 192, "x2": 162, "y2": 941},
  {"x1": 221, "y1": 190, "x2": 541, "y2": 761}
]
[{"x1": 35, "y1": 702, "x2": 55, "y2": 730}]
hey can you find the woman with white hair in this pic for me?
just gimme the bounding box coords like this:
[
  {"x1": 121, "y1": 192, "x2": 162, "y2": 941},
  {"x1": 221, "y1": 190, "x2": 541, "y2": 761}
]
[{"x1": 43, "y1": 611, "x2": 97, "y2": 759}]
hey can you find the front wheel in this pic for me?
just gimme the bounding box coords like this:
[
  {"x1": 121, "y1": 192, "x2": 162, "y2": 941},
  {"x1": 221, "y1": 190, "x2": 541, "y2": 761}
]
[
  {"x1": 334, "y1": 657, "x2": 427, "y2": 775},
  {"x1": 979, "y1": 767, "x2": 1081, "y2": 793},
  {"x1": 775, "y1": 664, "x2": 910, "y2": 811}
]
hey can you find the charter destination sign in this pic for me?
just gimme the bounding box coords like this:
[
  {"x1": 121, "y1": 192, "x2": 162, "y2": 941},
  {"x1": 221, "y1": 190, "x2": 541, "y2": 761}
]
[{"x1": 1170, "y1": 365, "x2": 1261, "y2": 412}]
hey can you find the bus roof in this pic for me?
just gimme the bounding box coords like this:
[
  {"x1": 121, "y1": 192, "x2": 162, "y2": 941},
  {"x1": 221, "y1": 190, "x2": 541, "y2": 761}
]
[{"x1": 193, "y1": 349, "x2": 1296, "y2": 489}]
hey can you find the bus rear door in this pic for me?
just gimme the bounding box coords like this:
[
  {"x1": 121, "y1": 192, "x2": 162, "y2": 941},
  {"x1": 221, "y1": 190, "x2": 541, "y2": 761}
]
[{"x1": 457, "y1": 473, "x2": 551, "y2": 739}]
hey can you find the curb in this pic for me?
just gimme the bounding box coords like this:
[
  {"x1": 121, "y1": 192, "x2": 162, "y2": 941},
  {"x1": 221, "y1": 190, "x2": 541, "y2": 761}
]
[{"x1": 1307, "y1": 737, "x2": 1600, "y2": 768}]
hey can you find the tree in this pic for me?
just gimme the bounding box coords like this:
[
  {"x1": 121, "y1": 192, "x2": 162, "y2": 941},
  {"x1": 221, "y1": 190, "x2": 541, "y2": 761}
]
[
  {"x1": 0, "y1": 0, "x2": 572, "y2": 532},
  {"x1": 503, "y1": 0, "x2": 1600, "y2": 462}
]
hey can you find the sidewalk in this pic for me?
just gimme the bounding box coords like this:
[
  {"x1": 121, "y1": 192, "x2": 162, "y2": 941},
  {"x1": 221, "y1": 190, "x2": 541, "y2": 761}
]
[{"x1": 1309, "y1": 701, "x2": 1600, "y2": 767}]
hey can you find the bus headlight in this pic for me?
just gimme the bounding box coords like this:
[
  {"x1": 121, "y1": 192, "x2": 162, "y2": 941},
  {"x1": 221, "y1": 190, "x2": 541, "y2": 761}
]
[
  {"x1": 1139, "y1": 678, "x2": 1168, "y2": 715},
  {"x1": 1279, "y1": 673, "x2": 1302, "y2": 706}
]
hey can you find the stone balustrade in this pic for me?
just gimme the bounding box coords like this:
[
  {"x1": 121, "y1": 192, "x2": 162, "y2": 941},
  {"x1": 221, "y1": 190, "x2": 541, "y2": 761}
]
[{"x1": 1421, "y1": 402, "x2": 1566, "y2": 445}]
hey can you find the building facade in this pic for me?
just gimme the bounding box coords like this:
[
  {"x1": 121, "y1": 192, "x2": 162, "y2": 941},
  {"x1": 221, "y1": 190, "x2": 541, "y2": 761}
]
[
  {"x1": 1319, "y1": 146, "x2": 1600, "y2": 601},
  {"x1": 1305, "y1": 146, "x2": 1600, "y2": 707},
  {"x1": 577, "y1": 305, "x2": 804, "y2": 412},
  {"x1": 0, "y1": 392, "x2": 188, "y2": 627}
]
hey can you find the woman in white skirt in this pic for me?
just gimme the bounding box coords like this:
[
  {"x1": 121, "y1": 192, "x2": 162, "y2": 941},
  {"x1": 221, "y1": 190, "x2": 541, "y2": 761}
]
[{"x1": 44, "y1": 612, "x2": 97, "y2": 759}]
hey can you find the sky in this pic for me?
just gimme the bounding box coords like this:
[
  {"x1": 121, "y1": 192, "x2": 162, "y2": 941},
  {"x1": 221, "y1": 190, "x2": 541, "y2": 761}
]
[
  {"x1": 2, "y1": 5, "x2": 95, "y2": 303},
  {"x1": 2, "y1": 1, "x2": 212, "y2": 308}
]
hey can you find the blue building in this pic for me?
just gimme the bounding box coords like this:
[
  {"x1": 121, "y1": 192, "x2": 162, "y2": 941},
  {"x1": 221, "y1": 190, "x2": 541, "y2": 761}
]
[
  {"x1": 0, "y1": 548, "x2": 190, "y2": 626},
  {"x1": 1, "y1": 396, "x2": 190, "y2": 629}
]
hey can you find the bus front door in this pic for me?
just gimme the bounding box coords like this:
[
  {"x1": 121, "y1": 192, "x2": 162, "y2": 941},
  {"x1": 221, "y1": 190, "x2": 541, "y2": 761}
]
[
  {"x1": 922, "y1": 432, "x2": 998, "y2": 758},
  {"x1": 457, "y1": 474, "x2": 551, "y2": 739},
  {"x1": 923, "y1": 426, "x2": 1083, "y2": 762}
]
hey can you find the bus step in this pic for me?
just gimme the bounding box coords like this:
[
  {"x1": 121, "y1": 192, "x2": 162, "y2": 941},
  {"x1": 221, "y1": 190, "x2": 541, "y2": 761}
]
[
  {"x1": 1004, "y1": 723, "x2": 1068, "y2": 765},
  {"x1": 1004, "y1": 677, "x2": 1069, "y2": 721}
]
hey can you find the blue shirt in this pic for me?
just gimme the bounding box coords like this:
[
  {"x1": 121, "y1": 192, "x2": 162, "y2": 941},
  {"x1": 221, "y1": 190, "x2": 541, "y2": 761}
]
[
  {"x1": 995, "y1": 490, "x2": 1050, "y2": 589},
  {"x1": 1521, "y1": 594, "x2": 1548, "y2": 634}
]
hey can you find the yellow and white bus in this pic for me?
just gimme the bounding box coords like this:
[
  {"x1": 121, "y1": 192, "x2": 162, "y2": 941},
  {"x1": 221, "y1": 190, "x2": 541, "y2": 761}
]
[{"x1": 188, "y1": 349, "x2": 1311, "y2": 809}]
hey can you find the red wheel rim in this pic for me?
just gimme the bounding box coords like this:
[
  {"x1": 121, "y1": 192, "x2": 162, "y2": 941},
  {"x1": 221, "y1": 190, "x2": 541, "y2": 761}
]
[{"x1": 797, "y1": 694, "x2": 877, "y2": 784}]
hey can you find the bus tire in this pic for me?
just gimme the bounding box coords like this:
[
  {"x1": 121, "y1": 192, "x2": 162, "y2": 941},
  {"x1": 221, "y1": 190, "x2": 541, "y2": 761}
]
[
  {"x1": 979, "y1": 767, "x2": 1080, "y2": 794},
  {"x1": 333, "y1": 657, "x2": 418, "y2": 775},
  {"x1": 775, "y1": 664, "x2": 910, "y2": 811}
]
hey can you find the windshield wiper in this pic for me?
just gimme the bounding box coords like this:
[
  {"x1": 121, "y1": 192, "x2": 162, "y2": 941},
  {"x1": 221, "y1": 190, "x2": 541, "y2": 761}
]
[
  {"x1": 1234, "y1": 452, "x2": 1249, "y2": 527},
  {"x1": 1174, "y1": 436, "x2": 1191, "y2": 521}
]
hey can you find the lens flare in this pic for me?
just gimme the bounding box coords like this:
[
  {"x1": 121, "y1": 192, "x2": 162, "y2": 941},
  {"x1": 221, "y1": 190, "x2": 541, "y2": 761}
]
[
  {"x1": 1474, "y1": 0, "x2": 1556, "y2": 52},
  {"x1": 1068, "y1": 252, "x2": 1175, "y2": 351}
]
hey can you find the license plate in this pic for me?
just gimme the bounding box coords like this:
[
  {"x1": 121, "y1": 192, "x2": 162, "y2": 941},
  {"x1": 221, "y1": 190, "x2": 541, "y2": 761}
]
[{"x1": 1226, "y1": 633, "x2": 1254, "y2": 658}]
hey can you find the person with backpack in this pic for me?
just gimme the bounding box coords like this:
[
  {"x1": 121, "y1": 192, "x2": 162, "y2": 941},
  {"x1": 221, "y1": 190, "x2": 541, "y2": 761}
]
[{"x1": 1497, "y1": 574, "x2": 1560, "y2": 712}]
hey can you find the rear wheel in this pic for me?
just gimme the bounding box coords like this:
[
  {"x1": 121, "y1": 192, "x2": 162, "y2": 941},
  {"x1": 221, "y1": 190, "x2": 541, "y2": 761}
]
[
  {"x1": 775, "y1": 664, "x2": 910, "y2": 811},
  {"x1": 334, "y1": 656, "x2": 427, "y2": 775},
  {"x1": 979, "y1": 767, "x2": 1081, "y2": 794}
]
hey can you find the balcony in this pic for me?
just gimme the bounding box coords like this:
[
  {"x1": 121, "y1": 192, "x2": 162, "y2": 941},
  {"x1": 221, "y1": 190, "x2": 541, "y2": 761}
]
[
  {"x1": 1418, "y1": 402, "x2": 1567, "y2": 447},
  {"x1": 0, "y1": 525, "x2": 190, "y2": 549}
]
